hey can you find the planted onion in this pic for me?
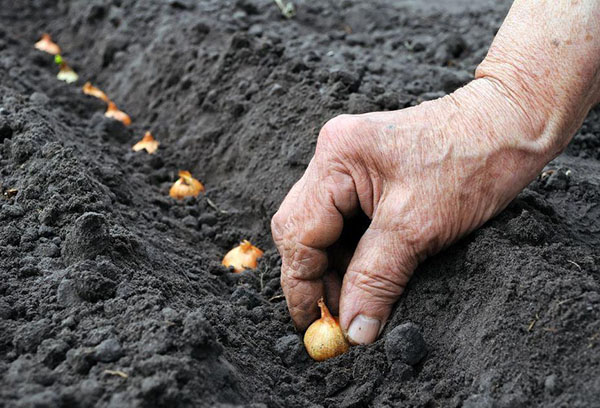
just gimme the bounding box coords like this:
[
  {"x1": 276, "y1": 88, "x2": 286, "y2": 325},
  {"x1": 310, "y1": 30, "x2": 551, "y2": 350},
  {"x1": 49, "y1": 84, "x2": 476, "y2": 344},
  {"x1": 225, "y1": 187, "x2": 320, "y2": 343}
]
[
  {"x1": 169, "y1": 170, "x2": 204, "y2": 200},
  {"x1": 82, "y1": 82, "x2": 109, "y2": 103},
  {"x1": 304, "y1": 298, "x2": 349, "y2": 361},
  {"x1": 35, "y1": 34, "x2": 61, "y2": 55},
  {"x1": 54, "y1": 55, "x2": 78, "y2": 83},
  {"x1": 132, "y1": 131, "x2": 159, "y2": 154},
  {"x1": 105, "y1": 101, "x2": 131, "y2": 126},
  {"x1": 222, "y1": 240, "x2": 263, "y2": 273}
]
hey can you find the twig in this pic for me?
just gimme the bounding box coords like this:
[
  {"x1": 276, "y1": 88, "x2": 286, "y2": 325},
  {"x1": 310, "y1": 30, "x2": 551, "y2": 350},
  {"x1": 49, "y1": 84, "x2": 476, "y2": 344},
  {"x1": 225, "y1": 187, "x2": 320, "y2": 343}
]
[
  {"x1": 527, "y1": 313, "x2": 539, "y2": 332},
  {"x1": 567, "y1": 260, "x2": 582, "y2": 271},
  {"x1": 104, "y1": 369, "x2": 128, "y2": 378},
  {"x1": 269, "y1": 294, "x2": 285, "y2": 302},
  {"x1": 206, "y1": 197, "x2": 228, "y2": 214},
  {"x1": 557, "y1": 294, "x2": 585, "y2": 306}
]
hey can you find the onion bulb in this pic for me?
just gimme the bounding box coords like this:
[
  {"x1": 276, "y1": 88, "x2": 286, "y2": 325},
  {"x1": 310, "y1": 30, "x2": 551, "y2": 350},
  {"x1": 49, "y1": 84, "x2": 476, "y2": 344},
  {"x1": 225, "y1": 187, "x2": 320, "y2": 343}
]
[
  {"x1": 57, "y1": 64, "x2": 79, "y2": 83},
  {"x1": 169, "y1": 170, "x2": 204, "y2": 200},
  {"x1": 132, "y1": 131, "x2": 159, "y2": 154},
  {"x1": 82, "y1": 82, "x2": 109, "y2": 103},
  {"x1": 222, "y1": 240, "x2": 263, "y2": 273},
  {"x1": 304, "y1": 298, "x2": 349, "y2": 361},
  {"x1": 35, "y1": 34, "x2": 61, "y2": 55},
  {"x1": 105, "y1": 101, "x2": 131, "y2": 126}
]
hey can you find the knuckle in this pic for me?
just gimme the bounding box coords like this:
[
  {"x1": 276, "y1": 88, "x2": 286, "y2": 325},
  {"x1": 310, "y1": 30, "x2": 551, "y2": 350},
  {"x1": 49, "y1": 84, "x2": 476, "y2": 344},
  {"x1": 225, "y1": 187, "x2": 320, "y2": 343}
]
[
  {"x1": 318, "y1": 114, "x2": 356, "y2": 148},
  {"x1": 270, "y1": 210, "x2": 286, "y2": 243}
]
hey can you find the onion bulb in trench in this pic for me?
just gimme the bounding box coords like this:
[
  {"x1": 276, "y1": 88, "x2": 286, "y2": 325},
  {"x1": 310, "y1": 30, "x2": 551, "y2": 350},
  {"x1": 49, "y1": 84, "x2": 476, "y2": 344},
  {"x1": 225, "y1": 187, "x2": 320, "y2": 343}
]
[
  {"x1": 304, "y1": 298, "x2": 349, "y2": 361},
  {"x1": 83, "y1": 82, "x2": 109, "y2": 103},
  {"x1": 105, "y1": 101, "x2": 131, "y2": 126},
  {"x1": 169, "y1": 170, "x2": 204, "y2": 199},
  {"x1": 222, "y1": 240, "x2": 263, "y2": 273},
  {"x1": 35, "y1": 34, "x2": 61, "y2": 55},
  {"x1": 132, "y1": 131, "x2": 159, "y2": 154}
]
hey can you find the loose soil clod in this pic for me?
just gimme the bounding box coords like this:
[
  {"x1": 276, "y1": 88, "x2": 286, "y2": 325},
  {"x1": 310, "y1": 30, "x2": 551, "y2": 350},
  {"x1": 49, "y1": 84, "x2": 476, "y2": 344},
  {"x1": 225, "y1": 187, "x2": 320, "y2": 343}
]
[{"x1": 1, "y1": 1, "x2": 599, "y2": 407}]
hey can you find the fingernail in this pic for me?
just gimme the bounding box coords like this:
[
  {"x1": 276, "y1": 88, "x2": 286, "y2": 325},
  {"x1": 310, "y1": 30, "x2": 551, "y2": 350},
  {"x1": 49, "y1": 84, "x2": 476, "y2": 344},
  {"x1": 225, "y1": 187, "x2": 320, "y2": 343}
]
[{"x1": 347, "y1": 314, "x2": 381, "y2": 345}]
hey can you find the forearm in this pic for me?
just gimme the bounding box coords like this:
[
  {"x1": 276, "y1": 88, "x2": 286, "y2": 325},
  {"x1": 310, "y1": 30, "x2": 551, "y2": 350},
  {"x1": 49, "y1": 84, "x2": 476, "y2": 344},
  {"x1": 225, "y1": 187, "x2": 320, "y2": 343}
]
[{"x1": 476, "y1": 0, "x2": 600, "y2": 160}]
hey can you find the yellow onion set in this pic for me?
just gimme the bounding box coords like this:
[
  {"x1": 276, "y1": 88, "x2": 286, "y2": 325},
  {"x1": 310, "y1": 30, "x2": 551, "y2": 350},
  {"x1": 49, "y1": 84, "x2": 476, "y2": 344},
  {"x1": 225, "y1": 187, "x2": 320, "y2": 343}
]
[
  {"x1": 222, "y1": 240, "x2": 264, "y2": 273},
  {"x1": 304, "y1": 298, "x2": 349, "y2": 361}
]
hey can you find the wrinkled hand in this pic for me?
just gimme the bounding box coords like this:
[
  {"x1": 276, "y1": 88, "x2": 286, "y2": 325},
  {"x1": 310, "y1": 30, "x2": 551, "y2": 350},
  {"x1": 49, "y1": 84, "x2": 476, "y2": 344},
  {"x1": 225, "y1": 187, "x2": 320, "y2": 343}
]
[{"x1": 271, "y1": 77, "x2": 555, "y2": 345}]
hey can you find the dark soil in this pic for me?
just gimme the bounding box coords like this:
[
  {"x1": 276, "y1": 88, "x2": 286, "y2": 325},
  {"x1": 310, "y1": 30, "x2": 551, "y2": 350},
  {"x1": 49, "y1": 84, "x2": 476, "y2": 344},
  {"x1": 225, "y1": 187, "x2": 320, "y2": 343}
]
[{"x1": 1, "y1": 0, "x2": 599, "y2": 407}]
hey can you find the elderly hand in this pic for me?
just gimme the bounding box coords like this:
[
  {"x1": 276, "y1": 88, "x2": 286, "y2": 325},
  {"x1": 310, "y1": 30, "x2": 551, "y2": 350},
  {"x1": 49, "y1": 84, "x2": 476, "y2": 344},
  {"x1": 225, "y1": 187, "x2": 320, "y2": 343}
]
[{"x1": 271, "y1": 0, "x2": 600, "y2": 345}]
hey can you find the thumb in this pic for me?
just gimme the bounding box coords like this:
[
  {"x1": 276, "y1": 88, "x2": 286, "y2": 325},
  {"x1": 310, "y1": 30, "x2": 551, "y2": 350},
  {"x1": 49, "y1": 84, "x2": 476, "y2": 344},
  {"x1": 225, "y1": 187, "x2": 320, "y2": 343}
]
[{"x1": 339, "y1": 212, "x2": 418, "y2": 345}]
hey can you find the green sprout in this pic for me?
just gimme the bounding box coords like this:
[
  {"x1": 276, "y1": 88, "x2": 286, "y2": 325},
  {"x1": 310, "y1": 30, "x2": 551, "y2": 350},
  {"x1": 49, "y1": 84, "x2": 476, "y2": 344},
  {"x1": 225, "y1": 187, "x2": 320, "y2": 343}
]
[
  {"x1": 273, "y1": 0, "x2": 295, "y2": 19},
  {"x1": 54, "y1": 54, "x2": 63, "y2": 65}
]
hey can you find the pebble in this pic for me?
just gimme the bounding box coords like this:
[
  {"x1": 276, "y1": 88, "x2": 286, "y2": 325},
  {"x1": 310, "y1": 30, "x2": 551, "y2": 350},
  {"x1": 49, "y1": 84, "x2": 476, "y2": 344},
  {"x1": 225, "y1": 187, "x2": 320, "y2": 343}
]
[
  {"x1": 57, "y1": 279, "x2": 81, "y2": 307},
  {"x1": 384, "y1": 322, "x2": 427, "y2": 365},
  {"x1": 93, "y1": 338, "x2": 123, "y2": 363},
  {"x1": 269, "y1": 83, "x2": 286, "y2": 96}
]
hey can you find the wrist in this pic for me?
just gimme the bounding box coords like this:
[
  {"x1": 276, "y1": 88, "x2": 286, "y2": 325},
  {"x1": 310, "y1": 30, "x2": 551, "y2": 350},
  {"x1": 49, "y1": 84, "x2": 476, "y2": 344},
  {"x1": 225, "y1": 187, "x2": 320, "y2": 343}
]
[{"x1": 473, "y1": 0, "x2": 600, "y2": 161}]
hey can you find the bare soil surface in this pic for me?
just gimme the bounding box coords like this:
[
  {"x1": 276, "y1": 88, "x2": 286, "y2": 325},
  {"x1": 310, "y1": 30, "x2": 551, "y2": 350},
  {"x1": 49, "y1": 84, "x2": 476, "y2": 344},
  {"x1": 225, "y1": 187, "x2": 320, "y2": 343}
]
[{"x1": 1, "y1": 0, "x2": 599, "y2": 407}]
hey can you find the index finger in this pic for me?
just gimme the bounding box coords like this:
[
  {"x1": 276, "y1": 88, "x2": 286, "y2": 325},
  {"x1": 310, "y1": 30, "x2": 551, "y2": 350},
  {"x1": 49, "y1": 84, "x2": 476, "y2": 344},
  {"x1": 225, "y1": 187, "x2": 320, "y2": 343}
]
[{"x1": 271, "y1": 159, "x2": 357, "y2": 330}]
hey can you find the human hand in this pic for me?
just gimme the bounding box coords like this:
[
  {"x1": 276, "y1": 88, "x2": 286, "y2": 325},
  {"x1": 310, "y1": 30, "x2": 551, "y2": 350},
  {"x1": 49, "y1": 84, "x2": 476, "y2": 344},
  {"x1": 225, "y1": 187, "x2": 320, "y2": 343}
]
[{"x1": 271, "y1": 77, "x2": 559, "y2": 345}]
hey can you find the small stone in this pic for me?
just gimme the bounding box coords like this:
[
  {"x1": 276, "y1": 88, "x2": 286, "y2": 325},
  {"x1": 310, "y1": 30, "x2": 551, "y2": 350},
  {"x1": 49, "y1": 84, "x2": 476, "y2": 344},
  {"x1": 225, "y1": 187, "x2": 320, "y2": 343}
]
[
  {"x1": 93, "y1": 338, "x2": 123, "y2": 363},
  {"x1": 274, "y1": 335, "x2": 308, "y2": 366},
  {"x1": 269, "y1": 83, "x2": 286, "y2": 96},
  {"x1": 384, "y1": 322, "x2": 427, "y2": 365}
]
